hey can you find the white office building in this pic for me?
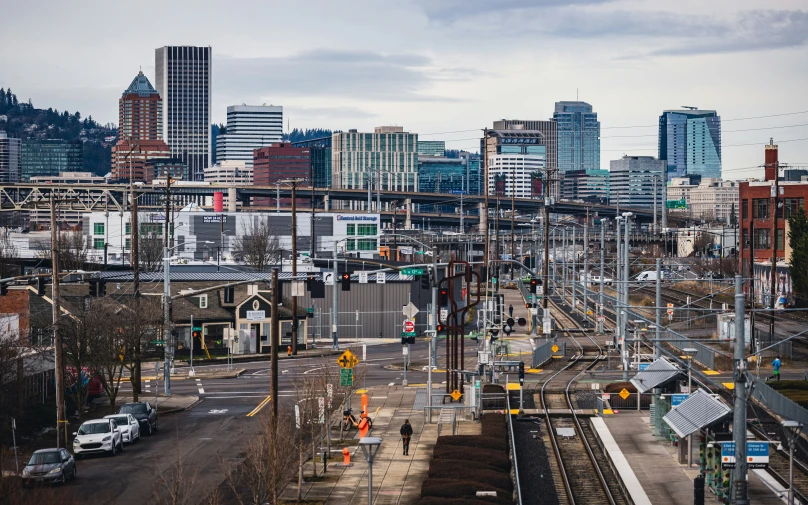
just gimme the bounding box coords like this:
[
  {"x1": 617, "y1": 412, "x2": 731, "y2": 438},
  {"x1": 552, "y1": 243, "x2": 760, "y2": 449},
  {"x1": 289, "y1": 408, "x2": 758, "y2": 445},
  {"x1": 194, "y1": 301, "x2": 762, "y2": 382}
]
[
  {"x1": 0, "y1": 131, "x2": 21, "y2": 183},
  {"x1": 203, "y1": 160, "x2": 253, "y2": 185},
  {"x1": 155, "y1": 46, "x2": 212, "y2": 180},
  {"x1": 609, "y1": 155, "x2": 665, "y2": 208},
  {"x1": 215, "y1": 105, "x2": 283, "y2": 170},
  {"x1": 487, "y1": 154, "x2": 545, "y2": 199}
]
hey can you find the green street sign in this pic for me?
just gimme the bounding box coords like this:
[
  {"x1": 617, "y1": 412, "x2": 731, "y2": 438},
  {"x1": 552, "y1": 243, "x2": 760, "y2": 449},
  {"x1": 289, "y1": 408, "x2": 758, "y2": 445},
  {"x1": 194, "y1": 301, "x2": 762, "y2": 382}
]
[
  {"x1": 192, "y1": 326, "x2": 202, "y2": 333},
  {"x1": 306, "y1": 307, "x2": 314, "y2": 314},
  {"x1": 340, "y1": 368, "x2": 354, "y2": 387},
  {"x1": 149, "y1": 340, "x2": 165, "y2": 346},
  {"x1": 400, "y1": 331, "x2": 417, "y2": 337},
  {"x1": 402, "y1": 268, "x2": 424, "y2": 276}
]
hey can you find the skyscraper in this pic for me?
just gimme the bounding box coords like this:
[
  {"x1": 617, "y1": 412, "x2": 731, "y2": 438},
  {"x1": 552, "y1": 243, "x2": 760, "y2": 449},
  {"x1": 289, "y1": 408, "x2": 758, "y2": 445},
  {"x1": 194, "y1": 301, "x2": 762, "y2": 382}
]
[
  {"x1": 553, "y1": 101, "x2": 600, "y2": 173},
  {"x1": 21, "y1": 140, "x2": 83, "y2": 181},
  {"x1": 609, "y1": 155, "x2": 665, "y2": 208},
  {"x1": 111, "y1": 71, "x2": 171, "y2": 181},
  {"x1": 0, "y1": 130, "x2": 21, "y2": 183},
  {"x1": 155, "y1": 46, "x2": 212, "y2": 180},
  {"x1": 489, "y1": 119, "x2": 559, "y2": 198},
  {"x1": 658, "y1": 109, "x2": 721, "y2": 181},
  {"x1": 215, "y1": 105, "x2": 283, "y2": 170}
]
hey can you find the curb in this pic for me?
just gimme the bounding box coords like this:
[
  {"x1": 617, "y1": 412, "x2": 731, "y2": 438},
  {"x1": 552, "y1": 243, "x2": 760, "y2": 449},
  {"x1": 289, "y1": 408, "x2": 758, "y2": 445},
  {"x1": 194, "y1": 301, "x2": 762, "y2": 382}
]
[
  {"x1": 170, "y1": 349, "x2": 342, "y2": 366},
  {"x1": 158, "y1": 397, "x2": 202, "y2": 416}
]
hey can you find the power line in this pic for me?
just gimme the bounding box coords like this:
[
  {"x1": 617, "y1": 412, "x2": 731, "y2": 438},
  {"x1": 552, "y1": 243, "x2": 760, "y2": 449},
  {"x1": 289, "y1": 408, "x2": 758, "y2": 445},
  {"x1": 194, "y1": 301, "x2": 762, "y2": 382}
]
[{"x1": 601, "y1": 122, "x2": 808, "y2": 139}]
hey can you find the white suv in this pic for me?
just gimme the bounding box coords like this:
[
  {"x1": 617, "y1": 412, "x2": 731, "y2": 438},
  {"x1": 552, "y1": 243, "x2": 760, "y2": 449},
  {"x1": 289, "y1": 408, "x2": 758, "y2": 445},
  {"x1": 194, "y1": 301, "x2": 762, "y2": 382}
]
[{"x1": 73, "y1": 418, "x2": 123, "y2": 457}]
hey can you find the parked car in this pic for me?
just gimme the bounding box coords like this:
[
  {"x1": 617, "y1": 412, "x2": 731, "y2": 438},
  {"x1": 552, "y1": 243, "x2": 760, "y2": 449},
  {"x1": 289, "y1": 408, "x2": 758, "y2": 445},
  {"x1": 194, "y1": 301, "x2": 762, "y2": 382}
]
[
  {"x1": 118, "y1": 401, "x2": 158, "y2": 435},
  {"x1": 21, "y1": 448, "x2": 76, "y2": 487},
  {"x1": 590, "y1": 275, "x2": 613, "y2": 286},
  {"x1": 73, "y1": 418, "x2": 123, "y2": 457},
  {"x1": 104, "y1": 413, "x2": 141, "y2": 443},
  {"x1": 635, "y1": 270, "x2": 667, "y2": 283}
]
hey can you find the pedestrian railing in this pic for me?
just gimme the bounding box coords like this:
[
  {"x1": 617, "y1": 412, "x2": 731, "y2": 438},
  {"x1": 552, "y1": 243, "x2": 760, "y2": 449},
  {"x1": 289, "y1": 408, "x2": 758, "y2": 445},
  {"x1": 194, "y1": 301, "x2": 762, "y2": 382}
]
[
  {"x1": 423, "y1": 405, "x2": 476, "y2": 423},
  {"x1": 751, "y1": 378, "x2": 808, "y2": 427},
  {"x1": 437, "y1": 408, "x2": 457, "y2": 436},
  {"x1": 755, "y1": 329, "x2": 793, "y2": 359},
  {"x1": 505, "y1": 385, "x2": 524, "y2": 505},
  {"x1": 533, "y1": 340, "x2": 566, "y2": 368}
]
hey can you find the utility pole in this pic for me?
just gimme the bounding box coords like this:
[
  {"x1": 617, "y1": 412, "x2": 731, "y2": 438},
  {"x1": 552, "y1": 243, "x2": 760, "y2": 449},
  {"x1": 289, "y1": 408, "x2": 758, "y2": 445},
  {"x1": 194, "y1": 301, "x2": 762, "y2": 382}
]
[
  {"x1": 291, "y1": 181, "x2": 299, "y2": 355},
  {"x1": 541, "y1": 196, "x2": 550, "y2": 315},
  {"x1": 311, "y1": 180, "x2": 317, "y2": 258},
  {"x1": 483, "y1": 128, "x2": 489, "y2": 283},
  {"x1": 50, "y1": 195, "x2": 66, "y2": 449},
  {"x1": 598, "y1": 224, "x2": 605, "y2": 333},
  {"x1": 655, "y1": 258, "x2": 662, "y2": 359},
  {"x1": 615, "y1": 217, "x2": 622, "y2": 347},
  {"x1": 271, "y1": 267, "x2": 280, "y2": 419},
  {"x1": 332, "y1": 240, "x2": 339, "y2": 350},
  {"x1": 583, "y1": 208, "x2": 589, "y2": 327},
  {"x1": 571, "y1": 227, "x2": 577, "y2": 313},
  {"x1": 768, "y1": 139, "x2": 779, "y2": 350},
  {"x1": 511, "y1": 168, "x2": 516, "y2": 280},
  {"x1": 131, "y1": 186, "x2": 141, "y2": 394},
  {"x1": 392, "y1": 200, "x2": 397, "y2": 261},
  {"x1": 622, "y1": 214, "x2": 632, "y2": 381},
  {"x1": 732, "y1": 274, "x2": 749, "y2": 504}
]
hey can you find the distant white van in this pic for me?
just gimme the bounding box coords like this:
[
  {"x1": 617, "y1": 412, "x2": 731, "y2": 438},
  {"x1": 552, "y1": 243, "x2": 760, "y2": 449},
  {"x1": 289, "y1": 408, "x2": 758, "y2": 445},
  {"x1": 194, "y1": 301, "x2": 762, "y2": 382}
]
[{"x1": 635, "y1": 271, "x2": 666, "y2": 283}]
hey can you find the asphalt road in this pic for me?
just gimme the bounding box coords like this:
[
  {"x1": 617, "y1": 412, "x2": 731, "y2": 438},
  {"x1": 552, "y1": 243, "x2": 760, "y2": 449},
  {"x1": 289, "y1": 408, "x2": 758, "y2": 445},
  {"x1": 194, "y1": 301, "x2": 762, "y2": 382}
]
[{"x1": 29, "y1": 338, "x2": 483, "y2": 504}]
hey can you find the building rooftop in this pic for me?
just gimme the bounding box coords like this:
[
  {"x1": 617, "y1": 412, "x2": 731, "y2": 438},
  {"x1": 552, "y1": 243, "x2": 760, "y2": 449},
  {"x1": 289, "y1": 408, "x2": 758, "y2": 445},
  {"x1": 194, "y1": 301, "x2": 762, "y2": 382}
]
[{"x1": 123, "y1": 71, "x2": 159, "y2": 98}]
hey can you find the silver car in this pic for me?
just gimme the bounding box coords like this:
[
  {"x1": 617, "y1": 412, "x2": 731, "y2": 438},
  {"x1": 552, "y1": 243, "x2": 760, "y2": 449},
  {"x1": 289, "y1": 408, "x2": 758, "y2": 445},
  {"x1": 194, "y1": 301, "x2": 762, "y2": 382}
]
[{"x1": 104, "y1": 414, "x2": 141, "y2": 443}]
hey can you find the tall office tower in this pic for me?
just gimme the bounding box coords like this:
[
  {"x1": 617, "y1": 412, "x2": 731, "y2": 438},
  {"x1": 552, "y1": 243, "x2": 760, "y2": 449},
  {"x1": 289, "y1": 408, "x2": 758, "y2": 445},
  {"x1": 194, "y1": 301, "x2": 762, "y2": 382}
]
[
  {"x1": 489, "y1": 119, "x2": 558, "y2": 198},
  {"x1": 417, "y1": 140, "x2": 445, "y2": 156},
  {"x1": 111, "y1": 71, "x2": 171, "y2": 181},
  {"x1": 215, "y1": 105, "x2": 283, "y2": 170},
  {"x1": 0, "y1": 130, "x2": 21, "y2": 183},
  {"x1": 553, "y1": 101, "x2": 600, "y2": 173},
  {"x1": 331, "y1": 126, "x2": 418, "y2": 210},
  {"x1": 609, "y1": 155, "x2": 665, "y2": 208},
  {"x1": 155, "y1": 46, "x2": 212, "y2": 180},
  {"x1": 659, "y1": 108, "x2": 721, "y2": 181}
]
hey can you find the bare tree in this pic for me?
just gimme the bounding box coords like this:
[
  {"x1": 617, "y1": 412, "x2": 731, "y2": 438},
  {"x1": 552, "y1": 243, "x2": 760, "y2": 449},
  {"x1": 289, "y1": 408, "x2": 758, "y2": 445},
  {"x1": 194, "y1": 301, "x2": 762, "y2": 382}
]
[
  {"x1": 0, "y1": 230, "x2": 19, "y2": 278},
  {"x1": 138, "y1": 218, "x2": 163, "y2": 272},
  {"x1": 223, "y1": 413, "x2": 299, "y2": 505},
  {"x1": 93, "y1": 297, "x2": 161, "y2": 405},
  {"x1": 61, "y1": 301, "x2": 107, "y2": 420},
  {"x1": 56, "y1": 231, "x2": 88, "y2": 272},
  {"x1": 232, "y1": 217, "x2": 281, "y2": 271}
]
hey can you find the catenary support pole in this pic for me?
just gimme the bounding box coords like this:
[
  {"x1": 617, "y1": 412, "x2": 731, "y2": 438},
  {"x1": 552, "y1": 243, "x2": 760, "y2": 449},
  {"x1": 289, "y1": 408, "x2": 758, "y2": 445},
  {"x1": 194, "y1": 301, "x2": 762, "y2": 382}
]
[
  {"x1": 572, "y1": 227, "x2": 577, "y2": 315},
  {"x1": 163, "y1": 243, "x2": 172, "y2": 396},
  {"x1": 583, "y1": 210, "x2": 589, "y2": 326},
  {"x1": 655, "y1": 258, "x2": 662, "y2": 359},
  {"x1": 622, "y1": 214, "x2": 631, "y2": 381},
  {"x1": 598, "y1": 224, "x2": 605, "y2": 333},
  {"x1": 271, "y1": 267, "x2": 280, "y2": 420},
  {"x1": 615, "y1": 218, "x2": 622, "y2": 347},
  {"x1": 732, "y1": 274, "x2": 749, "y2": 504},
  {"x1": 332, "y1": 240, "x2": 339, "y2": 350}
]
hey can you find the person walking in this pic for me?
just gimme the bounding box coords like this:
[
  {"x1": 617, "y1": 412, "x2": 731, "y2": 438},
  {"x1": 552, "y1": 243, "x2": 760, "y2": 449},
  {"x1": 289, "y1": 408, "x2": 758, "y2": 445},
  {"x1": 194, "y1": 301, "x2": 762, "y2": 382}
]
[
  {"x1": 400, "y1": 419, "x2": 413, "y2": 455},
  {"x1": 508, "y1": 304, "x2": 514, "y2": 318},
  {"x1": 767, "y1": 356, "x2": 782, "y2": 382}
]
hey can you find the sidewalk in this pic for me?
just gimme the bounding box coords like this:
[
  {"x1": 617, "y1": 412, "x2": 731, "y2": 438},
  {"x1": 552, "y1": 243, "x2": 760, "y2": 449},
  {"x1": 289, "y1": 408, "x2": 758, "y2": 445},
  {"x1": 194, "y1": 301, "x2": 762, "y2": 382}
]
[
  {"x1": 281, "y1": 385, "x2": 479, "y2": 505},
  {"x1": 138, "y1": 368, "x2": 246, "y2": 381},
  {"x1": 114, "y1": 394, "x2": 200, "y2": 414}
]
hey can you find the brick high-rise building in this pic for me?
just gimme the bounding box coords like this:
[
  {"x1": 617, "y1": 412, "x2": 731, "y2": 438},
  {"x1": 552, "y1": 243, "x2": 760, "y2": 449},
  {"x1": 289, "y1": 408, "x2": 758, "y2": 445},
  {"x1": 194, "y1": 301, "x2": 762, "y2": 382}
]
[
  {"x1": 111, "y1": 71, "x2": 172, "y2": 182},
  {"x1": 253, "y1": 143, "x2": 310, "y2": 207}
]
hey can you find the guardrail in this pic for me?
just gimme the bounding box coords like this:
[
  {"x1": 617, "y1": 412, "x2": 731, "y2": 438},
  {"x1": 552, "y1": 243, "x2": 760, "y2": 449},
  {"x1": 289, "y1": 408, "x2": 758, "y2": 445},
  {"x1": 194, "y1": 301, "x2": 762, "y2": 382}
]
[
  {"x1": 751, "y1": 378, "x2": 808, "y2": 427},
  {"x1": 506, "y1": 386, "x2": 524, "y2": 505},
  {"x1": 756, "y1": 329, "x2": 793, "y2": 359},
  {"x1": 533, "y1": 340, "x2": 566, "y2": 368},
  {"x1": 423, "y1": 405, "x2": 476, "y2": 423}
]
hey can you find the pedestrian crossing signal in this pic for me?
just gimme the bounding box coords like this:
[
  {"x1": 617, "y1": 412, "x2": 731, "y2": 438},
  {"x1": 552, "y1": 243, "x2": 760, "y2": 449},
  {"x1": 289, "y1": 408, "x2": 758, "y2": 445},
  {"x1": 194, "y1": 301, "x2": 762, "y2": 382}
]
[
  {"x1": 341, "y1": 272, "x2": 351, "y2": 291},
  {"x1": 530, "y1": 278, "x2": 538, "y2": 294}
]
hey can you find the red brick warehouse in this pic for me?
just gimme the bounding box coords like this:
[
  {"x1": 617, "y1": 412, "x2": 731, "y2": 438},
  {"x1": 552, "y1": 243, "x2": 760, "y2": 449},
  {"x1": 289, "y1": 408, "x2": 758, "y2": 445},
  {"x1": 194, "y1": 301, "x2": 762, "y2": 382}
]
[{"x1": 253, "y1": 143, "x2": 311, "y2": 208}]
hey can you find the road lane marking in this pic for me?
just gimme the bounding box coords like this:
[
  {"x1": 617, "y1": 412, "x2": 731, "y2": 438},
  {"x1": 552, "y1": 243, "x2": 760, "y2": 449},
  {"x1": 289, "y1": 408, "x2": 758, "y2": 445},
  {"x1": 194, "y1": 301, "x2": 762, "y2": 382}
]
[
  {"x1": 195, "y1": 378, "x2": 205, "y2": 395},
  {"x1": 388, "y1": 382, "x2": 395, "y2": 386},
  {"x1": 246, "y1": 395, "x2": 272, "y2": 417}
]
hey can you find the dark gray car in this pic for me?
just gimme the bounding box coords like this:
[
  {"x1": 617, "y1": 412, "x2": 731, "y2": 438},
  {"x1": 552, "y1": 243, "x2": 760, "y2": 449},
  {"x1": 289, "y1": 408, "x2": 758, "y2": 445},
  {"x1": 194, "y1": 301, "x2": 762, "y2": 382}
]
[
  {"x1": 21, "y1": 448, "x2": 76, "y2": 487},
  {"x1": 118, "y1": 401, "x2": 158, "y2": 434}
]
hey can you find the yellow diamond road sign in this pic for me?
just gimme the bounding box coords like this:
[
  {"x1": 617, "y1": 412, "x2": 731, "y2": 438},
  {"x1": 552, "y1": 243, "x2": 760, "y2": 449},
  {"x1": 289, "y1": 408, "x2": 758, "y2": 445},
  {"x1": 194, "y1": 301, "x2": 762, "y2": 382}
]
[
  {"x1": 450, "y1": 389, "x2": 462, "y2": 401},
  {"x1": 619, "y1": 388, "x2": 630, "y2": 400},
  {"x1": 551, "y1": 344, "x2": 559, "y2": 353},
  {"x1": 337, "y1": 350, "x2": 359, "y2": 369}
]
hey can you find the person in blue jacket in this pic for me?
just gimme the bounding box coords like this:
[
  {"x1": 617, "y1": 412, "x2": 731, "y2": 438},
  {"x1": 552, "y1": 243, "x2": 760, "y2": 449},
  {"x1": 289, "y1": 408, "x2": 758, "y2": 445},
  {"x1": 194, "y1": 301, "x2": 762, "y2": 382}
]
[{"x1": 767, "y1": 356, "x2": 782, "y2": 382}]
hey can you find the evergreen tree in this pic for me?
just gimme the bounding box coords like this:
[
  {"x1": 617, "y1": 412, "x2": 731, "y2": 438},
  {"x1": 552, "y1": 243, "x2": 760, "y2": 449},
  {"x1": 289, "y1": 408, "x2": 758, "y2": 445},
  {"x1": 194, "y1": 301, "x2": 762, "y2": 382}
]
[
  {"x1": 788, "y1": 208, "x2": 808, "y2": 305},
  {"x1": 0, "y1": 88, "x2": 5, "y2": 110},
  {"x1": 6, "y1": 89, "x2": 12, "y2": 106}
]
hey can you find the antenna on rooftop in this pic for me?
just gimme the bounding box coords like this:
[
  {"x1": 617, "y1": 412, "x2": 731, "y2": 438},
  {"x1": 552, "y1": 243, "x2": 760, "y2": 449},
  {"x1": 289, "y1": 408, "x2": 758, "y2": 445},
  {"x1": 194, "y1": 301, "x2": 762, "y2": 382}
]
[{"x1": 681, "y1": 105, "x2": 698, "y2": 110}]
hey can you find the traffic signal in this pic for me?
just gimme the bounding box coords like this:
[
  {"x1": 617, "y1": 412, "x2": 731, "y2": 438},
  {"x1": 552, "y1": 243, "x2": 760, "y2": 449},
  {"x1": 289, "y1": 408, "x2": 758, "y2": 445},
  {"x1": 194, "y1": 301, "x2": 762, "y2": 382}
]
[
  {"x1": 530, "y1": 278, "x2": 538, "y2": 294},
  {"x1": 37, "y1": 277, "x2": 46, "y2": 296},
  {"x1": 436, "y1": 324, "x2": 444, "y2": 334},
  {"x1": 421, "y1": 268, "x2": 433, "y2": 290},
  {"x1": 518, "y1": 362, "x2": 525, "y2": 381},
  {"x1": 306, "y1": 273, "x2": 316, "y2": 290},
  {"x1": 98, "y1": 280, "x2": 107, "y2": 297},
  {"x1": 192, "y1": 329, "x2": 201, "y2": 340},
  {"x1": 525, "y1": 303, "x2": 531, "y2": 309},
  {"x1": 439, "y1": 288, "x2": 448, "y2": 306},
  {"x1": 340, "y1": 272, "x2": 351, "y2": 291},
  {"x1": 506, "y1": 317, "x2": 515, "y2": 328},
  {"x1": 489, "y1": 328, "x2": 499, "y2": 342},
  {"x1": 307, "y1": 274, "x2": 325, "y2": 299},
  {"x1": 401, "y1": 336, "x2": 415, "y2": 345},
  {"x1": 89, "y1": 280, "x2": 97, "y2": 297}
]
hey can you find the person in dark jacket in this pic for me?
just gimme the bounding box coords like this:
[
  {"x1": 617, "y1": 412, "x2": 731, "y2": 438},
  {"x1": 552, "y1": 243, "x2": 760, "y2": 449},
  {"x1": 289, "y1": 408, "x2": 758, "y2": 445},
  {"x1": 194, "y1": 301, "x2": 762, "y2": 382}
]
[
  {"x1": 508, "y1": 304, "x2": 514, "y2": 317},
  {"x1": 400, "y1": 419, "x2": 413, "y2": 455}
]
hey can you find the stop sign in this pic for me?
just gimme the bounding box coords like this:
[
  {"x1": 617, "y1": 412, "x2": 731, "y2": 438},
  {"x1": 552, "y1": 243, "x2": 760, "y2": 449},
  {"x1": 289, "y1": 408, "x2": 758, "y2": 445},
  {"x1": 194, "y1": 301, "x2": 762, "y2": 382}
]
[{"x1": 404, "y1": 320, "x2": 415, "y2": 333}]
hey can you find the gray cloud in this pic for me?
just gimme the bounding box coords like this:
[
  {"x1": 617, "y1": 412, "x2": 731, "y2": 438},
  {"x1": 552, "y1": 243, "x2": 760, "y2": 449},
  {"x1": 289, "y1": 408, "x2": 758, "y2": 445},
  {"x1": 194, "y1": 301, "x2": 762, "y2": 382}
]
[
  {"x1": 215, "y1": 50, "x2": 468, "y2": 103},
  {"x1": 414, "y1": 0, "x2": 617, "y2": 23},
  {"x1": 287, "y1": 106, "x2": 378, "y2": 121}
]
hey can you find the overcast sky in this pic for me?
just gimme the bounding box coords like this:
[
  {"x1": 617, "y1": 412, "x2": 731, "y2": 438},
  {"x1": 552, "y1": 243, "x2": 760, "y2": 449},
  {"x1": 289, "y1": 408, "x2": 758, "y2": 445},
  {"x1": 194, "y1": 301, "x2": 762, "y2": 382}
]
[{"x1": 2, "y1": 0, "x2": 807, "y2": 177}]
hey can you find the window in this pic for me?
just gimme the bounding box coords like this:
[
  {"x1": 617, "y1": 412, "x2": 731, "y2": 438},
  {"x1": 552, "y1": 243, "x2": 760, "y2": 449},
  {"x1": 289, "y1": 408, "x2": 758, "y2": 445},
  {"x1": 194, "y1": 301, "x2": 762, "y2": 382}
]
[
  {"x1": 346, "y1": 224, "x2": 355, "y2": 236},
  {"x1": 752, "y1": 199, "x2": 768, "y2": 219},
  {"x1": 94, "y1": 223, "x2": 104, "y2": 235},
  {"x1": 141, "y1": 223, "x2": 163, "y2": 236},
  {"x1": 345, "y1": 240, "x2": 356, "y2": 251},
  {"x1": 777, "y1": 228, "x2": 785, "y2": 251},
  {"x1": 357, "y1": 239, "x2": 377, "y2": 251},
  {"x1": 742, "y1": 199, "x2": 748, "y2": 220},
  {"x1": 755, "y1": 228, "x2": 770, "y2": 250},
  {"x1": 199, "y1": 294, "x2": 208, "y2": 309},
  {"x1": 125, "y1": 223, "x2": 131, "y2": 235},
  {"x1": 357, "y1": 224, "x2": 377, "y2": 236},
  {"x1": 93, "y1": 238, "x2": 104, "y2": 250},
  {"x1": 783, "y1": 198, "x2": 804, "y2": 218},
  {"x1": 125, "y1": 238, "x2": 131, "y2": 251}
]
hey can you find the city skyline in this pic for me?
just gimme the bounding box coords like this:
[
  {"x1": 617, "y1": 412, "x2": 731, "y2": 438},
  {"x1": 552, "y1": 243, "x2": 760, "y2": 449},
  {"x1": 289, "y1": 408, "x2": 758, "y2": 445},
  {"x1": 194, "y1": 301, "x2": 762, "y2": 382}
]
[{"x1": 1, "y1": 1, "x2": 807, "y2": 178}]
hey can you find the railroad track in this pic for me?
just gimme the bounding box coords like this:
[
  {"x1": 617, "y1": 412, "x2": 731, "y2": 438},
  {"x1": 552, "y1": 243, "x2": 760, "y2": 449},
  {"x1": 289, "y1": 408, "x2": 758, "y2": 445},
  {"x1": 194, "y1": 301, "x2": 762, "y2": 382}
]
[{"x1": 537, "y1": 300, "x2": 628, "y2": 505}]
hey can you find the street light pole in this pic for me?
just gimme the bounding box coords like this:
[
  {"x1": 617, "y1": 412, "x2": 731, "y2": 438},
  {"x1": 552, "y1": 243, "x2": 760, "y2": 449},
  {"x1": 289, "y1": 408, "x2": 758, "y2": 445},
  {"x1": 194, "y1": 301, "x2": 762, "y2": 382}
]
[
  {"x1": 599, "y1": 224, "x2": 605, "y2": 333},
  {"x1": 783, "y1": 420, "x2": 803, "y2": 505},
  {"x1": 732, "y1": 274, "x2": 749, "y2": 504},
  {"x1": 163, "y1": 244, "x2": 172, "y2": 396}
]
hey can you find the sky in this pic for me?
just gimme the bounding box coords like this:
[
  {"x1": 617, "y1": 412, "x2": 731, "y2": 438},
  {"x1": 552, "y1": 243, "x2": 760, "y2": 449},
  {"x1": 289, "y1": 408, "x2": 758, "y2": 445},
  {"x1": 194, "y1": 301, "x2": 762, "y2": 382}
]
[{"x1": 2, "y1": 0, "x2": 808, "y2": 178}]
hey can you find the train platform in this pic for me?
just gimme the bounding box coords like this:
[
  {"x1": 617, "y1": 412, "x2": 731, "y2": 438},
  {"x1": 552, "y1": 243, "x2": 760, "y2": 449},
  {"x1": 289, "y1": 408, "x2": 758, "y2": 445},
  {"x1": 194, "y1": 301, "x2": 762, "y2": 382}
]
[
  {"x1": 597, "y1": 411, "x2": 786, "y2": 504},
  {"x1": 280, "y1": 384, "x2": 479, "y2": 505}
]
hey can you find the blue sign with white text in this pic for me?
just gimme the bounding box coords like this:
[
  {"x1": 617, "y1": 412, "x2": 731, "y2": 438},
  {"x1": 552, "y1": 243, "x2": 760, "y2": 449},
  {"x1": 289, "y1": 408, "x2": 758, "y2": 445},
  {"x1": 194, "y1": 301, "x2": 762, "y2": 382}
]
[
  {"x1": 638, "y1": 363, "x2": 649, "y2": 371},
  {"x1": 671, "y1": 394, "x2": 688, "y2": 407}
]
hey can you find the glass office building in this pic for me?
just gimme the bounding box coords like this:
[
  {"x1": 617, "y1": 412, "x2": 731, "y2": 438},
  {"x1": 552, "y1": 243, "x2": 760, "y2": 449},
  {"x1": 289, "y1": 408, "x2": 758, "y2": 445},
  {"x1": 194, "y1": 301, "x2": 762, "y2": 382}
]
[
  {"x1": 659, "y1": 109, "x2": 721, "y2": 181},
  {"x1": 20, "y1": 140, "x2": 83, "y2": 181},
  {"x1": 292, "y1": 136, "x2": 332, "y2": 189},
  {"x1": 417, "y1": 140, "x2": 445, "y2": 156},
  {"x1": 553, "y1": 101, "x2": 600, "y2": 173}
]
